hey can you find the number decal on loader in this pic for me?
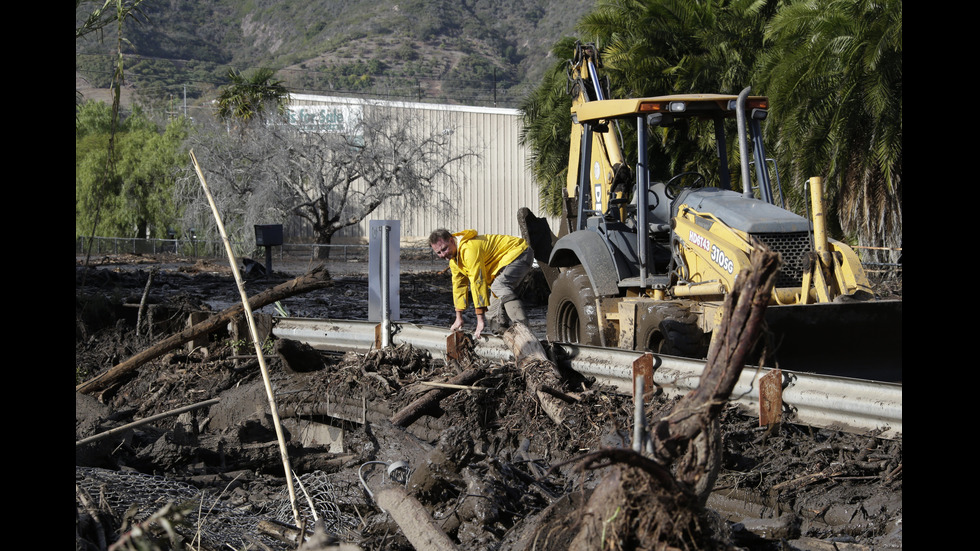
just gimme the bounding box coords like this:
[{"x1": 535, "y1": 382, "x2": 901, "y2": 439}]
[
  {"x1": 710, "y1": 245, "x2": 734, "y2": 274},
  {"x1": 689, "y1": 230, "x2": 710, "y2": 251}
]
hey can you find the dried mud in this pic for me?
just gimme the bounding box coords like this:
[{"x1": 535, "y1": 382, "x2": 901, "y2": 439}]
[{"x1": 75, "y1": 254, "x2": 902, "y2": 551}]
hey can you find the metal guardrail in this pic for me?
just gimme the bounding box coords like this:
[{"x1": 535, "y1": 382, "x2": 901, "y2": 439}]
[
  {"x1": 553, "y1": 342, "x2": 903, "y2": 440},
  {"x1": 272, "y1": 317, "x2": 902, "y2": 439}
]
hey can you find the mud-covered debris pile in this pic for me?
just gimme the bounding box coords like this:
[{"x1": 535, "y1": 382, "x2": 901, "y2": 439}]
[
  {"x1": 76, "y1": 331, "x2": 635, "y2": 550},
  {"x1": 75, "y1": 260, "x2": 901, "y2": 551}
]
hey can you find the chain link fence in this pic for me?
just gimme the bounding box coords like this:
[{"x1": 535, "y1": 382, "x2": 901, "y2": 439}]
[
  {"x1": 75, "y1": 236, "x2": 441, "y2": 265},
  {"x1": 76, "y1": 466, "x2": 365, "y2": 550}
]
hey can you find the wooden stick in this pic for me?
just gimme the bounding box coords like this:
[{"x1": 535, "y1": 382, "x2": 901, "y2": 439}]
[
  {"x1": 190, "y1": 149, "x2": 302, "y2": 528},
  {"x1": 418, "y1": 381, "x2": 488, "y2": 391},
  {"x1": 390, "y1": 368, "x2": 484, "y2": 428},
  {"x1": 136, "y1": 267, "x2": 156, "y2": 337},
  {"x1": 771, "y1": 468, "x2": 846, "y2": 492}
]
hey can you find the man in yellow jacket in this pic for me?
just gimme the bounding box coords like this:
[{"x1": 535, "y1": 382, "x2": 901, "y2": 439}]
[{"x1": 429, "y1": 228, "x2": 533, "y2": 338}]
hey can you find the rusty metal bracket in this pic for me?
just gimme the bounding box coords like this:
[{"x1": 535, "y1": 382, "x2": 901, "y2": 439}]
[
  {"x1": 759, "y1": 369, "x2": 783, "y2": 427},
  {"x1": 446, "y1": 330, "x2": 471, "y2": 361},
  {"x1": 631, "y1": 353, "x2": 658, "y2": 401}
]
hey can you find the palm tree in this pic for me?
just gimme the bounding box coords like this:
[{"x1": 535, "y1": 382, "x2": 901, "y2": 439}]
[
  {"x1": 581, "y1": 0, "x2": 774, "y2": 96},
  {"x1": 520, "y1": 0, "x2": 779, "y2": 213},
  {"x1": 758, "y1": 0, "x2": 902, "y2": 260},
  {"x1": 216, "y1": 68, "x2": 290, "y2": 128},
  {"x1": 519, "y1": 38, "x2": 578, "y2": 216}
]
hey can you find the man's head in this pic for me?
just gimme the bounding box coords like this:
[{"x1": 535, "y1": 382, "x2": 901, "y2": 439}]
[{"x1": 429, "y1": 228, "x2": 456, "y2": 260}]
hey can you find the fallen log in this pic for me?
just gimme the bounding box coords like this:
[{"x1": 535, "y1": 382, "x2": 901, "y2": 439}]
[
  {"x1": 76, "y1": 266, "x2": 333, "y2": 395},
  {"x1": 648, "y1": 245, "x2": 781, "y2": 496},
  {"x1": 375, "y1": 486, "x2": 457, "y2": 551},
  {"x1": 390, "y1": 368, "x2": 484, "y2": 428},
  {"x1": 502, "y1": 322, "x2": 574, "y2": 426}
]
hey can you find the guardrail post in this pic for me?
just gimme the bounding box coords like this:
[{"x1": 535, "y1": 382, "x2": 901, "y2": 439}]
[{"x1": 380, "y1": 226, "x2": 392, "y2": 348}]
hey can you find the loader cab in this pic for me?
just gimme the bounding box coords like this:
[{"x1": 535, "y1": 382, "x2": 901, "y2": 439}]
[
  {"x1": 570, "y1": 91, "x2": 780, "y2": 220},
  {"x1": 638, "y1": 91, "x2": 780, "y2": 206},
  {"x1": 559, "y1": 89, "x2": 782, "y2": 293}
]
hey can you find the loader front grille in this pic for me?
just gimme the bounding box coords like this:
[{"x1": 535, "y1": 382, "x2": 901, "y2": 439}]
[{"x1": 751, "y1": 231, "x2": 810, "y2": 288}]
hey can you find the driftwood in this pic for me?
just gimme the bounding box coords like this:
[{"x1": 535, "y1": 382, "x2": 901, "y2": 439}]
[
  {"x1": 565, "y1": 245, "x2": 781, "y2": 550},
  {"x1": 76, "y1": 266, "x2": 333, "y2": 395},
  {"x1": 502, "y1": 322, "x2": 573, "y2": 426},
  {"x1": 648, "y1": 246, "x2": 781, "y2": 484}
]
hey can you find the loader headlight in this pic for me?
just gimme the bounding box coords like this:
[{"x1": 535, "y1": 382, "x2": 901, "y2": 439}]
[{"x1": 639, "y1": 101, "x2": 687, "y2": 113}]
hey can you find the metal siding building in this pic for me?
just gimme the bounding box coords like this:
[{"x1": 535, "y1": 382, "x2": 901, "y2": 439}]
[{"x1": 288, "y1": 94, "x2": 554, "y2": 245}]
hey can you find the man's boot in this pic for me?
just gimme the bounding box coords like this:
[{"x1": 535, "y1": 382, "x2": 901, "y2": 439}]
[{"x1": 503, "y1": 298, "x2": 528, "y2": 327}]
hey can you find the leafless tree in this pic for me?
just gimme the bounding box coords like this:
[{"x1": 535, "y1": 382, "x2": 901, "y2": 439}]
[{"x1": 178, "y1": 104, "x2": 472, "y2": 257}]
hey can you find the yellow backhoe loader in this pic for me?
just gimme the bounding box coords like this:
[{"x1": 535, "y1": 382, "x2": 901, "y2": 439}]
[{"x1": 519, "y1": 43, "x2": 901, "y2": 379}]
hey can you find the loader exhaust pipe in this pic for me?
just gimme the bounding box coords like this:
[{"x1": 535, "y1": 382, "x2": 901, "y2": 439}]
[
  {"x1": 736, "y1": 87, "x2": 753, "y2": 198},
  {"x1": 808, "y1": 176, "x2": 831, "y2": 265}
]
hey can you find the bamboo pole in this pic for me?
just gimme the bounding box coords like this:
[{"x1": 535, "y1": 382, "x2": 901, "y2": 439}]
[{"x1": 189, "y1": 150, "x2": 302, "y2": 529}]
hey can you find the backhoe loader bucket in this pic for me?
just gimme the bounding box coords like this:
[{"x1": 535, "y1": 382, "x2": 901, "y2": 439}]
[
  {"x1": 517, "y1": 207, "x2": 560, "y2": 289},
  {"x1": 755, "y1": 300, "x2": 902, "y2": 382}
]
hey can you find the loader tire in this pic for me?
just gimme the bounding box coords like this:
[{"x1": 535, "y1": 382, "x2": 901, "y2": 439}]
[
  {"x1": 547, "y1": 266, "x2": 602, "y2": 346},
  {"x1": 636, "y1": 302, "x2": 706, "y2": 358}
]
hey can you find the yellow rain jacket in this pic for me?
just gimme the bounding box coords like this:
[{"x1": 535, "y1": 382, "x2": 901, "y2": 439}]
[{"x1": 449, "y1": 229, "x2": 528, "y2": 313}]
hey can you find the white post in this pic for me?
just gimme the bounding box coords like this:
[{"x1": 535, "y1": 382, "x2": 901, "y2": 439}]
[{"x1": 381, "y1": 225, "x2": 392, "y2": 348}]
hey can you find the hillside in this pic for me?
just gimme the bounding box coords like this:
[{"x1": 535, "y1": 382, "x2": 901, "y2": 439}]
[{"x1": 75, "y1": 0, "x2": 595, "y2": 111}]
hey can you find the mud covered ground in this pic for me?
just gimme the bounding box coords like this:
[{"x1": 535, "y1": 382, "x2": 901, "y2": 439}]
[{"x1": 75, "y1": 253, "x2": 902, "y2": 551}]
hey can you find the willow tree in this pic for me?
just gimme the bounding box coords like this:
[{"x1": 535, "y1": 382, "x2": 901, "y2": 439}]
[
  {"x1": 75, "y1": 0, "x2": 149, "y2": 264},
  {"x1": 76, "y1": 102, "x2": 189, "y2": 238},
  {"x1": 182, "y1": 105, "x2": 472, "y2": 259}
]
